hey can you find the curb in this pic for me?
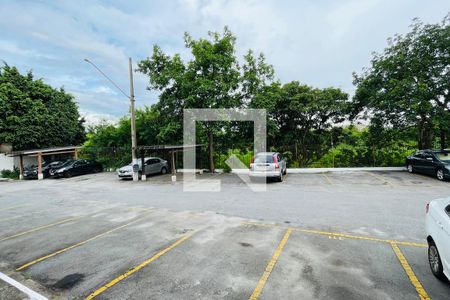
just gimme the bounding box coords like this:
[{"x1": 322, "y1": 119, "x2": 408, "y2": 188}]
[{"x1": 225, "y1": 167, "x2": 405, "y2": 175}]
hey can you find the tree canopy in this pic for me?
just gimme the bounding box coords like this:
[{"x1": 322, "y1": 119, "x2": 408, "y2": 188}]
[
  {"x1": 0, "y1": 64, "x2": 85, "y2": 150},
  {"x1": 138, "y1": 28, "x2": 274, "y2": 171},
  {"x1": 352, "y1": 14, "x2": 450, "y2": 149},
  {"x1": 253, "y1": 82, "x2": 349, "y2": 166},
  {"x1": 86, "y1": 15, "x2": 449, "y2": 170}
]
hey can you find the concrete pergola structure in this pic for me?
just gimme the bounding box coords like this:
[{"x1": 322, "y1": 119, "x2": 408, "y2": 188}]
[
  {"x1": 137, "y1": 144, "x2": 203, "y2": 181},
  {"x1": 8, "y1": 146, "x2": 81, "y2": 180}
]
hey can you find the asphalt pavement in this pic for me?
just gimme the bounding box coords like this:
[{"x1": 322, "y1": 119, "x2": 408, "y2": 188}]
[{"x1": 0, "y1": 171, "x2": 449, "y2": 299}]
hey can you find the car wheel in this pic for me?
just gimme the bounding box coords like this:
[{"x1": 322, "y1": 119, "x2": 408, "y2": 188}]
[
  {"x1": 436, "y1": 169, "x2": 445, "y2": 181},
  {"x1": 407, "y1": 164, "x2": 414, "y2": 173},
  {"x1": 161, "y1": 167, "x2": 167, "y2": 175},
  {"x1": 278, "y1": 173, "x2": 283, "y2": 182},
  {"x1": 428, "y1": 242, "x2": 446, "y2": 280}
]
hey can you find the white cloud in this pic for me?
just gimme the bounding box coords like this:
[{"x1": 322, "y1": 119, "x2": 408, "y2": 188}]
[
  {"x1": 0, "y1": 0, "x2": 448, "y2": 119},
  {"x1": 326, "y1": 0, "x2": 382, "y2": 40},
  {"x1": 0, "y1": 40, "x2": 56, "y2": 60},
  {"x1": 80, "y1": 109, "x2": 119, "y2": 127},
  {"x1": 92, "y1": 86, "x2": 117, "y2": 95}
]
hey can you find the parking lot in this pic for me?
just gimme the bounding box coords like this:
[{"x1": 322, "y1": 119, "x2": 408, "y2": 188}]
[{"x1": 1, "y1": 171, "x2": 450, "y2": 299}]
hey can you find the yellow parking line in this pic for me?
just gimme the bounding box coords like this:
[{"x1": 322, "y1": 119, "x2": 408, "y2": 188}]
[
  {"x1": 0, "y1": 215, "x2": 21, "y2": 222},
  {"x1": 391, "y1": 242, "x2": 430, "y2": 300},
  {"x1": 322, "y1": 173, "x2": 333, "y2": 185},
  {"x1": 242, "y1": 222, "x2": 427, "y2": 248},
  {"x1": 298, "y1": 228, "x2": 426, "y2": 247},
  {"x1": 249, "y1": 228, "x2": 292, "y2": 300},
  {"x1": 366, "y1": 172, "x2": 394, "y2": 186},
  {"x1": 85, "y1": 232, "x2": 194, "y2": 300},
  {"x1": 1, "y1": 209, "x2": 54, "y2": 222},
  {"x1": 0, "y1": 217, "x2": 81, "y2": 242},
  {"x1": 0, "y1": 204, "x2": 28, "y2": 212},
  {"x1": 16, "y1": 212, "x2": 152, "y2": 271}
]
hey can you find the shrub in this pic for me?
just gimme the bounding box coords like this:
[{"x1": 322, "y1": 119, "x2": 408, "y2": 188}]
[
  {"x1": 215, "y1": 148, "x2": 254, "y2": 171},
  {"x1": 1, "y1": 168, "x2": 19, "y2": 179}
]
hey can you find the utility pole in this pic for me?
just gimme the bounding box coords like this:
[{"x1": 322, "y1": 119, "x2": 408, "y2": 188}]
[
  {"x1": 331, "y1": 132, "x2": 335, "y2": 168},
  {"x1": 128, "y1": 57, "x2": 139, "y2": 181},
  {"x1": 84, "y1": 57, "x2": 139, "y2": 181}
]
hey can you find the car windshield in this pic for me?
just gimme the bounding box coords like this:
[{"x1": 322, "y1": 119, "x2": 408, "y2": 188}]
[
  {"x1": 434, "y1": 152, "x2": 450, "y2": 163},
  {"x1": 60, "y1": 160, "x2": 74, "y2": 167},
  {"x1": 254, "y1": 155, "x2": 274, "y2": 163}
]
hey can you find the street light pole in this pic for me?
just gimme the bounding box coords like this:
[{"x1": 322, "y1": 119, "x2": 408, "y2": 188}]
[
  {"x1": 84, "y1": 57, "x2": 139, "y2": 181},
  {"x1": 128, "y1": 57, "x2": 139, "y2": 181}
]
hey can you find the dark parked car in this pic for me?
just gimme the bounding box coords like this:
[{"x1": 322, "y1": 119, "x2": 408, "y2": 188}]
[
  {"x1": 23, "y1": 161, "x2": 66, "y2": 179},
  {"x1": 49, "y1": 159, "x2": 103, "y2": 178},
  {"x1": 406, "y1": 150, "x2": 450, "y2": 181}
]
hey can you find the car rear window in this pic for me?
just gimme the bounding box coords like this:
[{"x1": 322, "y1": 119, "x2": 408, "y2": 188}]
[
  {"x1": 254, "y1": 155, "x2": 274, "y2": 163},
  {"x1": 434, "y1": 152, "x2": 450, "y2": 163}
]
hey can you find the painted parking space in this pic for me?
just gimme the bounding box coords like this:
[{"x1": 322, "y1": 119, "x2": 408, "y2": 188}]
[
  {"x1": 257, "y1": 231, "x2": 419, "y2": 299},
  {"x1": 0, "y1": 209, "x2": 449, "y2": 299},
  {"x1": 0, "y1": 207, "x2": 152, "y2": 269},
  {"x1": 325, "y1": 172, "x2": 383, "y2": 186},
  {"x1": 243, "y1": 223, "x2": 450, "y2": 300},
  {"x1": 14, "y1": 210, "x2": 247, "y2": 298},
  {"x1": 371, "y1": 171, "x2": 445, "y2": 187},
  {"x1": 1, "y1": 172, "x2": 450, "y2": 299},
  {"x1": 0, "y1": 204, "x2": 127, "y2": 239},
  {"x1": 400, "y1": 245, "x2": 450, "y2": 299},
  {"x1": 90, "y1": 224, "x2": 285, "y2": 299},
  {"x1": 282, "y1": 173, "x2": 331, "y2": 186}
]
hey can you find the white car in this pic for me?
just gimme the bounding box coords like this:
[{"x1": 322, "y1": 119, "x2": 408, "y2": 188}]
[
  {"x1": 426, "y1": 197, "x2": 450, "y2": 281},
  {"x1": 249, "y1": 152, "x2": 287, "y2": 182},
  {"x1": 117, "y1": 157, "x2": 168, "y2": 179}
]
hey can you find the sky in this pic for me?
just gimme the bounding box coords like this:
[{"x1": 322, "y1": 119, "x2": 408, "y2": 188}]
[{"x1": 0, "y1": 0, "x2": 448, "y2": 125}]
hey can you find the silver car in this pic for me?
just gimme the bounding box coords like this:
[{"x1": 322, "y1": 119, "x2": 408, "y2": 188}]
[
  {"x1": 249, "y1": 152, "x2": 287, "y2": 182},
  {"x1": 118, "y1": 157, "x2": 169, "y2": 179}
]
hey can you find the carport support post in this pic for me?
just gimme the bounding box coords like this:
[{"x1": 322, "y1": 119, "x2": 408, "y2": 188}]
[
  {"x1": 140, "y1": 149, "x2": 146, "y2": 181},
  {"x1": 37, "y1": 152, "x2": 43, "y2": 180},
  {"x1": 171, "y1": 150, "x2": 176, "y2": 182},
  {"x1": 19, "y1": 155, "x2": 24, "y2": 180},
  {"x1": 197, "y1": 145, "x2": 203, "y2": 175}
]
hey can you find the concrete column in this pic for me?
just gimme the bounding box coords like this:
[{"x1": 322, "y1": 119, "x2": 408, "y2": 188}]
[
  {"x1": 37, "y1": 152, "x2": 43, "y2": 180},
  {"x1": 19, "y1": 155, "x2": 24, "y2": 180},
  {"x1": 141, "y1": 150, "x2": 146, "y2": 181},
  {"x1": 171, "y1": 150, "x2": 176, "y2": 182}
]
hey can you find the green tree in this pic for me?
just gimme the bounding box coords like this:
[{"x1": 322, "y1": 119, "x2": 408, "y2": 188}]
[
  {"x1": 252, "y1": 81, "x2": 348, "y2": 166},
  {"x1": 138, "y1": 28, "x2": 273, "y2": 172},
  {"x1": 0, "y1": 64, "x2": 85, "y2": 150},
  {"x1": 352, "y1": 15, "x2": 450, "y2": 149},
  {"x1": 82, "y1": 106, "x2": 169, "y2": 168}
]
